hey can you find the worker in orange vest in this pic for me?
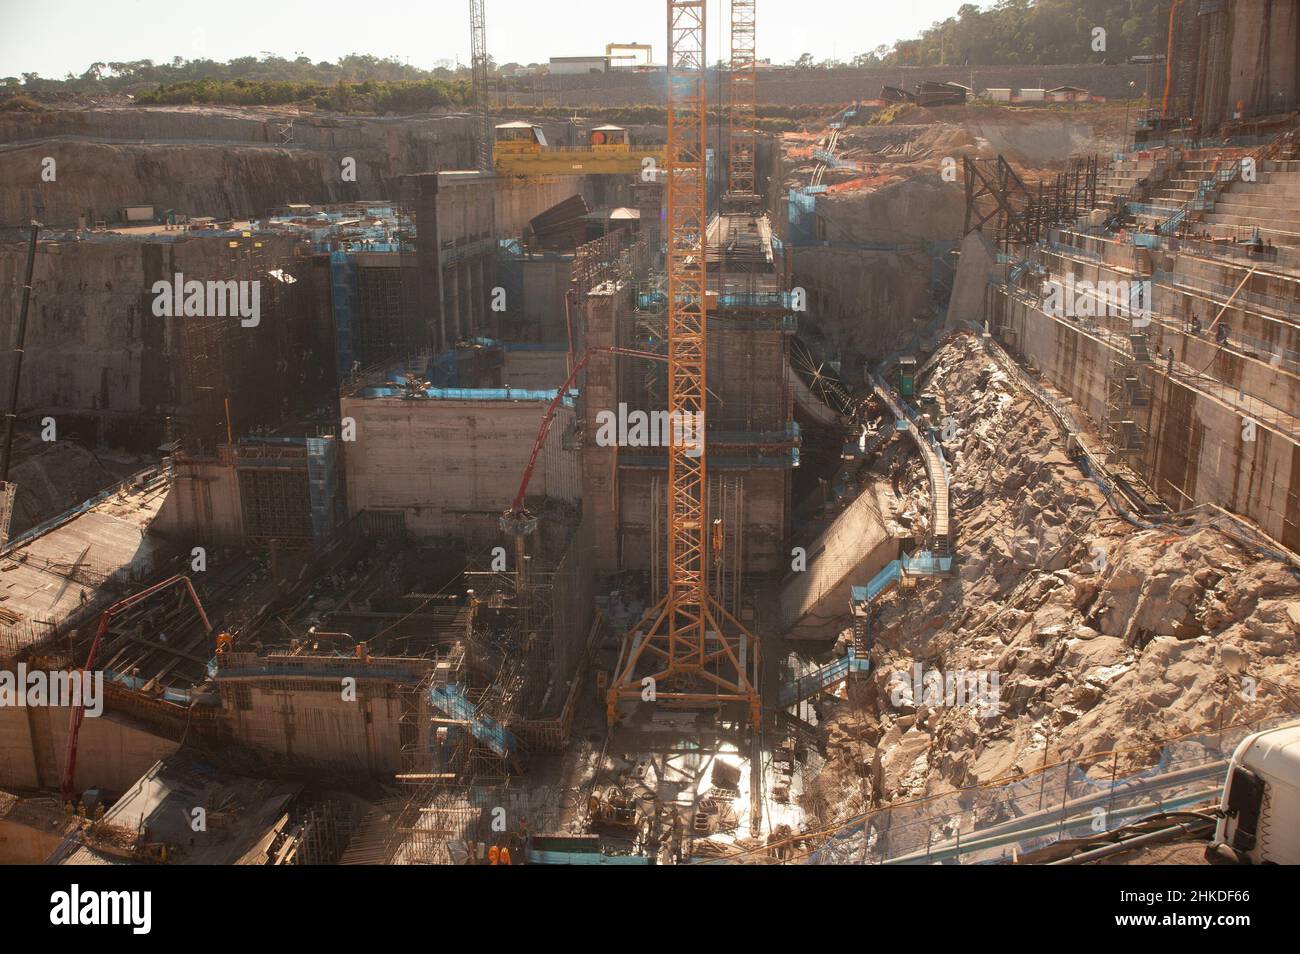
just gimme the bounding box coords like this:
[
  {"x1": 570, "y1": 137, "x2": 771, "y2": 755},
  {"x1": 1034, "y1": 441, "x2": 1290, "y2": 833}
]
[
  {"x1": 500, "y1": 845, "x2": 512, "y2": 866},
  {"x1": 488, "y1": 845, "x2": 499, "y2": 865}
]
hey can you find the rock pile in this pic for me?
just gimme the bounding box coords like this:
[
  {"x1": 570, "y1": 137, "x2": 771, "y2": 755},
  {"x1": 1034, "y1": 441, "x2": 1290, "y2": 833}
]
[{"x1": 809, "y1": 333, "x2": 1300, "y2": 818}]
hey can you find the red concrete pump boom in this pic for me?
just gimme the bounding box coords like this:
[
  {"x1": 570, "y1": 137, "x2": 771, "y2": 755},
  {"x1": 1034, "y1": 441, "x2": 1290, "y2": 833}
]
[
  {"x1": 506, "y1": 346, "x2": 666, "y2": 516},
  {"x1": 61, "y1": 574, "x2": 212, "y2": 802}
]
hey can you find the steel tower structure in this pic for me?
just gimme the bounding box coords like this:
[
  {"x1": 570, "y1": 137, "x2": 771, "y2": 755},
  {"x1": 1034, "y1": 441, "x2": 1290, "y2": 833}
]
[
  {"x1": 469, "y1": 0, "x2": 493, "y2": 172},
  {"x1": 606, "y1": 0, "x2": 761, "y2": 728},
  {"x1": 726, "y1": 0, "x2": 758, "y2": 199}
]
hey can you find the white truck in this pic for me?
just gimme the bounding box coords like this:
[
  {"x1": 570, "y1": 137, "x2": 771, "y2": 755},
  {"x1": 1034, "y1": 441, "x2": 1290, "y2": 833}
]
[{"x1": 1214, "y1": 720, "x2": 1300, "y2": 864}]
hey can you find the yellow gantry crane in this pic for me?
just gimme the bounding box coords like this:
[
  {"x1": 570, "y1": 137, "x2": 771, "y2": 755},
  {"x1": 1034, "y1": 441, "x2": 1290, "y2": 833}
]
[
  {"x1": 493, "y1": 121, "x2": 665, "y2": 175},
  {"x1": 472, "y1": 3, "x2": 661, "y2": 175},
  {"x1": 606, "y1": 42, "x2": 653, "y2": 67},
  {"x1": 606, "y1": 0, "x2": 762, "y2": 728}
]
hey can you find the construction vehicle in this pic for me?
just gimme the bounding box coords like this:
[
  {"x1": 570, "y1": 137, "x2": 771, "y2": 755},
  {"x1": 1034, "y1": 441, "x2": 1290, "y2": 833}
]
[
  {"x1": 896, "y1": 355, "x2": 918, "y2": 398},
  {"x1": 492, "y1": 121, "x2": 666, "y2": 176},
  {"x1": 588, "y1": 785, "x2": 640, "y2": 830},
  {"x1": 61, "y1": 574, "x2": 212, "y2": 803},
  {"x1": 1213, "y1": 719, "x2": 1300, "y2": 864}
]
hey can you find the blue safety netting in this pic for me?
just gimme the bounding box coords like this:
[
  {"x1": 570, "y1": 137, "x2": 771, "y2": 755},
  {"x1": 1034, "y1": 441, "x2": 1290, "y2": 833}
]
[
  {"x1": 329, "y1": 251, "x2": 357, "y2": 376},
  {"x1": 428, "y1": 683, "x2": 518, "y2": 759},
  {"x1": 358, "y1": 385, "x2": 575, "y2": 407},
  {"x1": 305, "y1": 437, "x2": 340, "y2": 545}
]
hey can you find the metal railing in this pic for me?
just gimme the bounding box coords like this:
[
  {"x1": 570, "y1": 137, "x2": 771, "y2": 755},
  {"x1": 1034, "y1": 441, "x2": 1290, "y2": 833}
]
[{"x1": 726, "y1": 713, "x2": 1296, "y2": 865}]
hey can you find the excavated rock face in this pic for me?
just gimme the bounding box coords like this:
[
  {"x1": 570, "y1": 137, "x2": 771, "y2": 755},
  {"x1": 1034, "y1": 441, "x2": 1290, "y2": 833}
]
[
  {"x1": 0, "y1": 107, "x2": 475, "y2": 225},
  {"x1": 808, "y1": 333, "x2": 1300, "y2": 819}
]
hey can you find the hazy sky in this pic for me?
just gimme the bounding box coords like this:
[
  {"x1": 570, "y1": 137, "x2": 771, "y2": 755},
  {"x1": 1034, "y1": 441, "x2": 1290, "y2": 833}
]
[{"x1": 1, "y1": 0, "x2": 969, "y2": 78}]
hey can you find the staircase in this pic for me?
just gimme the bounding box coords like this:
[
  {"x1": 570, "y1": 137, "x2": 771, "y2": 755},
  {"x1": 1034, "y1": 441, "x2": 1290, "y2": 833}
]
[
  {"x1": 775, "y1": 653, "x2": 869, "y2": 709},
  {"x1": 427, "y1": 683, "x2": 521, "y2": 766},
  {"x1": 1203, "y1": 159, "x2": 1300, "y2": 247},
  {"x1": 844, "y1": 424, "x2": 894, "y2": 460},
  {"x1": 774, "y1": 373, "x2": 959, "y2": 712}
]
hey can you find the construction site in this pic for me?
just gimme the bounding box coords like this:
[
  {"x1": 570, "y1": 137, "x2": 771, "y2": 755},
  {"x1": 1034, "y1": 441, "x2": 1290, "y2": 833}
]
[{"x1": 0, "y1": 0, "x2": 1299, "y2": 877}]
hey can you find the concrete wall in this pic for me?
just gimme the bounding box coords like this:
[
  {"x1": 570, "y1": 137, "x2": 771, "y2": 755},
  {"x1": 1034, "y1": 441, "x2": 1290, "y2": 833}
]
[
  {"x1": 153, "y1": 457, "x2": 245, "y2": 547},
  {"x1": 520, "y1": 256, "x2": 572, "y2": 344},
  {"x1": 412, "y1": 171, "x2": 581, "y2": 352},
  {"x1": 0, "y1": 110, "x2": 475, "y2": 226},
  {"x1": 704, "y1": 323, "x2": 793, "y2": 432},
  {"x1": 998, "y1": 294, "x2": 1300, "y2": 550},
  {"x1": 0, "y1": 705, "x2": 179, "y2": 793},
  {"x1": 1224, "y1": 0, "x2": 1299, "y2": 123},
  {"x1": 0, "y1": 813, "x2": 69, "y2": 864},
  {"x1": 0, "y1": 232, "x2": 330, "y2": 452},
  {"x1": 505, "y1": 64, "x2": 1153, "y2": 107},
  {"x1": 340, "y1": 393, "x2": 579, "y2": 541},
  {"x1": 502, "y1": 348, "x2": 569, "y2": 390},
  {"x1": 219, "y1": 680, "x2": 407, "y2": 775},
  {"x1": 578, "y1": 283, "x2": 628, "y2": 573},
  {"x1": 778, "y1": 485, "x2": 894, "y2": 640},
  {"x1": 945, "y1": 229, "x2": 1000, "y2": 328},
  {"x1": 1172, "y1": 0, "x2": 1300, "y2": 129},
  {"x1": 616, "y1": 468, "x2": 790, "y2": 576}
]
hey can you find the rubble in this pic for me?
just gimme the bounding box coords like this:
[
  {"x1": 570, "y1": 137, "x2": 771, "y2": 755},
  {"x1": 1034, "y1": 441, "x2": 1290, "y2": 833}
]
[{"x1": 812, "y1": 334, "x2": 1300, "y2": 811}]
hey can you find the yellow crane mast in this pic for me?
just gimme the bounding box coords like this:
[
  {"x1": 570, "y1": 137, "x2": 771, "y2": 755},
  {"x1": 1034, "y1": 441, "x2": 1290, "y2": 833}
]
[
  {"x1": 606, "y1": 0, "x2": 762, "y2": 728},
  {"x1": 727, "y1": 0, "x2": 758, "y2": 201}
]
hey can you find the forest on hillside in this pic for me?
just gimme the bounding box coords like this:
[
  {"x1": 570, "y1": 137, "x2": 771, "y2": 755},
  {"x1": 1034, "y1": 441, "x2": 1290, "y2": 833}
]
[
  {"x1": 2, "y1": 0, "x2": 1167, "y2": 109},
  {"x1": 835, "y1": 0, "x2": 1164, "y2": 68}
]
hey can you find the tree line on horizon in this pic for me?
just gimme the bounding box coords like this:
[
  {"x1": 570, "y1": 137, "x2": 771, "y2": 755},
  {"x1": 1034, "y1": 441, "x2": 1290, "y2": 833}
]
[
  {"x1": 2, "y1": 0, "x2": 1165, "y2": 110},
  {"x1": 807, "y1": 0, "x2": 1162, "y2": 69}
]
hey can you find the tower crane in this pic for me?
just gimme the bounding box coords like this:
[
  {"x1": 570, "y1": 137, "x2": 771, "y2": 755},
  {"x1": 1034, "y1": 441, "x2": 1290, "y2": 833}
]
[
  {"x1": 469, "y1": 0, "x2": 493, "y2": 172},
  {"x1": 605, "y1": 0, "x2": 762, "y2": 728},
  {"x1": 726, "y1": 0, "x2": 758, "y2": 202}
]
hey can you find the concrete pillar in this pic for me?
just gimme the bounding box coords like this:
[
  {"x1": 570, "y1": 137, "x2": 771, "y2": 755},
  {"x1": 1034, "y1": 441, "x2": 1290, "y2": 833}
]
[
  {"x1": 447, "y1": 263, "x2": 461, "y2": 342},
  {"x1": 459, "y1": 262, "x2": 472, "y2": 338},
  {"x1": 1225, "y1": 0, "x2": 1298, "y2": 120},
  {"x1": 580, "y1": 285, "x2": 622, "y2": 572},
  {"x1": 411, "y1": 172, "x2": 444, "y2": 352},
  {"x1": 475, "y1": 256, "x2": 489, "y2": 339},
  {"x1": 1267, "y1": 0, "x2": 1299, "y2": 113}
]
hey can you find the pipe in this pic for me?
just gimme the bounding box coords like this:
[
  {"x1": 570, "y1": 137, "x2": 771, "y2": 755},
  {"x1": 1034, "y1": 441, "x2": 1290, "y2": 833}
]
[{"x1": 1049, "y1": 815, "x2": 1216, "y2": 865}]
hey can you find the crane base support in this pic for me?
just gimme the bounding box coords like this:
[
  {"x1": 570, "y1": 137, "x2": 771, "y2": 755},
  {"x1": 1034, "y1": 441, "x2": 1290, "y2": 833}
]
[{"x1": 606, "y1": 593, "x2": 762, "y2": 729}]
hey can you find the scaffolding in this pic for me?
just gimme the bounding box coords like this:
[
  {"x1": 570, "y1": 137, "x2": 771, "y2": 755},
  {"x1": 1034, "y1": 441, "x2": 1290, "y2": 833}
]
[
  {"x1": 236, "y1": 440, "x2": 317, "y2": 550},
  {"x1": 1103, "y1": 332, "x2": 1154, "y2": 465},
  {"x1": 964, "y1": 156, "x2": 1097, "y2": 252},
  {"x1": 389, "y1": 514, "x2": 597, "y2": 862}
]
